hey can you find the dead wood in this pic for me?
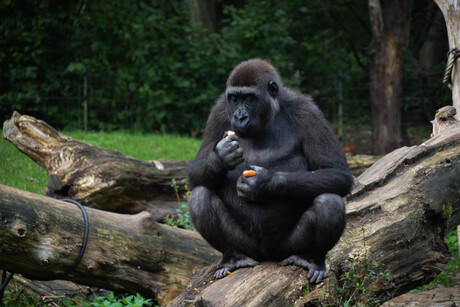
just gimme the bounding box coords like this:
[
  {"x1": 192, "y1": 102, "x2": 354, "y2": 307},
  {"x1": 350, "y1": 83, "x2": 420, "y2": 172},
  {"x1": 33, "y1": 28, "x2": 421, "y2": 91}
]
[
  {"x1": 2, "y1": 111, "x2": 187, "y2": 215},
  {"x1": 2, "y1": 111, "x2": 373, "y2": 217},
  {"x1": 2, "y1": 111, "x2": 460, "y2": 306},
  {"x1": 0, "y1": 184, "x2": 219, "y2": 304},
  {"x1": 380, "y1": 286, "x2": 460, "y2": 307}
]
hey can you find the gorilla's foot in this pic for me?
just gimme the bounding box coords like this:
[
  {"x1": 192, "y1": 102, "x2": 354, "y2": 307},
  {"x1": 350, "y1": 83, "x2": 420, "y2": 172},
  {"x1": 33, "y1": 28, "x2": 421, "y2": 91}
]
[
  {"x1": 279, "y1": 255, "x2": 326, "y2": 284},
  {"x1": 214, "y1": 253, "x2": 259, "y2": 279}
]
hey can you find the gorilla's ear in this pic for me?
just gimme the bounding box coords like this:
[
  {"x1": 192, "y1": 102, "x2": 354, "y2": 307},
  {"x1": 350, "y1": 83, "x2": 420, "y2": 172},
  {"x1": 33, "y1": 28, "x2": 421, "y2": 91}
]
[{"x1": 268, "y1": 81, "x2": 278, "y2": 98}]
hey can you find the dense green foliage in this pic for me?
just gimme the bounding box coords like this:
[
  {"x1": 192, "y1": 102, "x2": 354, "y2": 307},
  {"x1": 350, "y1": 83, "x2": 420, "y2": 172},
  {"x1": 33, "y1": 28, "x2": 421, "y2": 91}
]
[{"x1": 0, "y1": 0, "x2": 450, "y2": 134}]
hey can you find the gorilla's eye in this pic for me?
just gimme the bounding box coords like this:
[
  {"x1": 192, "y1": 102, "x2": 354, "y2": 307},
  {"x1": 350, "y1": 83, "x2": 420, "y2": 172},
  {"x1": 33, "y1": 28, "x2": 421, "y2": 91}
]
[
  {"x1": 228, "y1": 94, "x2": 237, "y2": 103},
  {"x1": 246, "y1": 95, "x2": 254, "y2": 103}
]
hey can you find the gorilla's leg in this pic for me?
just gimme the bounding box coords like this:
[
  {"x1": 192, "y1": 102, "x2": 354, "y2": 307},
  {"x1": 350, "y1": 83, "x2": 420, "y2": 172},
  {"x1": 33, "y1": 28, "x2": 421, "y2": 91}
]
[
  {"x1": 280, "y1": 193, "x2": 346, "y2": 283},
  {"x1": 189, "y1": 186, "x2": 260, "y2": 278}
]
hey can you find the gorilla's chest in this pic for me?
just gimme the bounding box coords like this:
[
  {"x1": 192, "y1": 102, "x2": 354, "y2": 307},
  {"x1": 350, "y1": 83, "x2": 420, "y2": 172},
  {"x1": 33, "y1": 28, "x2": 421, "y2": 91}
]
[{"x1": 237, "y1": 130, "x2": 306, "y2": 172}]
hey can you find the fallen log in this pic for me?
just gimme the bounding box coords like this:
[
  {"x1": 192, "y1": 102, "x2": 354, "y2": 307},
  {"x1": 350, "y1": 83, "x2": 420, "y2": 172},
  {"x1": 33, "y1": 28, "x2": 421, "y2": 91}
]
[
  {"x1": 2, "y1": 112, "x2": 375, "y2": 215},
  {"x1": 380, "y1": 286, "x2": 460, "y2": 307},
  {"x1": 169, "y1": 127, "x2": 460, "y2": 306},
  {"x1": 2, "y1": 112, "x2": 459, "y2": 306},
  {"x1": 0, "y1": 184, "x2": 220, "y2": 304},
  {"x1": 2, "y1": 111, "x2": 187, "y2": 215}
]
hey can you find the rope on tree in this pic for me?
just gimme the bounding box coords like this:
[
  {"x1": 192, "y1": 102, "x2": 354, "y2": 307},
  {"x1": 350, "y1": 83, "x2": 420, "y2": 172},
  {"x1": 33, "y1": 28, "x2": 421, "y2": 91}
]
[{"x1": 443, "y1": 47, "x2": 460, "y2": 88}]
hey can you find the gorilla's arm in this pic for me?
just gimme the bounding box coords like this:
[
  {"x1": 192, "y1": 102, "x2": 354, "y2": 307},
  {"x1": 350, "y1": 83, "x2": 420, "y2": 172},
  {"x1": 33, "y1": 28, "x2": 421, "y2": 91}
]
[
  {"x1": 187, "y1": 99, "x2": 233, "y2": 189},
  {"x1": 276, "y1": 98, "x2": 353, "y2": 199}
]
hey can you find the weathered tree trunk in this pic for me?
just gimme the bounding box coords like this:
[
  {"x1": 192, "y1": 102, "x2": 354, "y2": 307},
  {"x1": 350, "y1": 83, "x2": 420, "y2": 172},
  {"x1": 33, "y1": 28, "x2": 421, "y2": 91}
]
[
  {"x1": 2, "y1": 112, "x2": 459, "y2": 306},
  {"x1": 368, "y1": 0, "x2": 413, "y2": 154},
  {"x1": 381, "y1": 286, "x2": 460, "y2": 306},
  {"x1": 2, "y1": 111, "x2": 373, "y2": 216},
  {"x1": 2, "y1": 111, "x2": 187, "y2": 216},
  {"x1": 435, "y1": 0, "x2": 460, "y2": 119},
  {"x1": 169, "y1": 126, "x2": 460, "y2": 306},
  {"x1": 0, "y1": 184, "x2": 219, "y2": 305}
]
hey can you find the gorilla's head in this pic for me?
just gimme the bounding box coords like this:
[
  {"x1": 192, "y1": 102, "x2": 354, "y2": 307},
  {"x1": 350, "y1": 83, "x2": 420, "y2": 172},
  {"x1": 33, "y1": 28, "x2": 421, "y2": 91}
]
[{"x1": 225, "y1": 59, "x2": 282, "y2": 137}]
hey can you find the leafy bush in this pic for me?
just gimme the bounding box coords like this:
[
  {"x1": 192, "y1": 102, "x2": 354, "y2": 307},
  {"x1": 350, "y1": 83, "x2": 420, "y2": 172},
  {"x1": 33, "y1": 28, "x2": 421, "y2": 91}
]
[{"x1": 320, "y1": 254, "x2": 390, "y2": 307}]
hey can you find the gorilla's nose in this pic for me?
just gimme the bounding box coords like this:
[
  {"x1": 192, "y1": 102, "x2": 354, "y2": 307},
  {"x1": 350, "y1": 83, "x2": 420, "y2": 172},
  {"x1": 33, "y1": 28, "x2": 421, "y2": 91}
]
[{"x1": 234, "y1": 109, "x2": 249, "y2": 125}]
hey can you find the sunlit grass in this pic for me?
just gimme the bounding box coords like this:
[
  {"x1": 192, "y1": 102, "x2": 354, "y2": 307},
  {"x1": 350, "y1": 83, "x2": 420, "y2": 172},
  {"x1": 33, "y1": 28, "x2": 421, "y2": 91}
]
[{"x1": 65, "y1": 131, "x2": 201, "y2": 161}]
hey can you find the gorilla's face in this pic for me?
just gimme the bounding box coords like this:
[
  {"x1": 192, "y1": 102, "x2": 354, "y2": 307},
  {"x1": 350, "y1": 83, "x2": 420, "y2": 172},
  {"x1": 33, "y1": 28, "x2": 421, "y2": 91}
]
[
  {"x1": 227, "y1": 89, "x2": 260, "y2": 138},
  {"x1": 226, "y1": 81, "x2": 279, "y2": 138}
]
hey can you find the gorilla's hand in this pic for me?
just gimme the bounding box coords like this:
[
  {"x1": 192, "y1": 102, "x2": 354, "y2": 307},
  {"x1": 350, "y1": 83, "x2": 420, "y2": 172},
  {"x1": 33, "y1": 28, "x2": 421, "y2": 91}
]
[
  {"x1": 215, "y1": 134, "x2": 244, "y2": 170},
  {"x1": 237, "y1": 165, "x2": 272, "y2": 202}
]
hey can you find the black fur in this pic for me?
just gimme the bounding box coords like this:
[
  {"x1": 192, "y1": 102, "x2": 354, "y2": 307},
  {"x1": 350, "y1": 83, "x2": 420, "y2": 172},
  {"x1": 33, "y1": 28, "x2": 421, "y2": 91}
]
[{"x1": 187, "y1": 59, "x2": 353, "y2": 283}]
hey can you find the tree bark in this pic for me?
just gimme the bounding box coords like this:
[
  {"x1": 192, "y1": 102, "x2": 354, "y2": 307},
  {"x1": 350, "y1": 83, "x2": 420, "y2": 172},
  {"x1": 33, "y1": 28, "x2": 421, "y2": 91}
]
[
  {"x1": 381, "y1": 286, "x2": 460, "y2": 306},
  {"x1": 368, "y1": 0, "x2": 413, "y2": 154},
  {"x1": 435, "y1": 0, "x2": 460, "y2": 119},
  {"x1": 169, "y1": 126, "x2": 460, "y2": 306},
  {"x1": 2, "y1": 112, "x2": 460, "y2": 306},
  {"x1": 2, "y1": 111, "x2": 187, "y2": 216},
  {"x1": 0, "y1": 184, "x2": 220, "y2": 304}
]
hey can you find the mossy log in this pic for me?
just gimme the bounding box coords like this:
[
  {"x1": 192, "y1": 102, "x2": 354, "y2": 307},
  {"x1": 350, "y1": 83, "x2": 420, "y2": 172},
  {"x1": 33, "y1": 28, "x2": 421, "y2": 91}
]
[{"x1": 0, "y1": 184, "x2": 220, "y2": 304}]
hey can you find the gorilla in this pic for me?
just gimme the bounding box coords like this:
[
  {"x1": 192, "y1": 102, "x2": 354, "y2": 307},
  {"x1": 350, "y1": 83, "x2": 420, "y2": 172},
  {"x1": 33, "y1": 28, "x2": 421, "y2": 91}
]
[{"x1": 187, "y1": 59, "x2": 353, "y2": 283}]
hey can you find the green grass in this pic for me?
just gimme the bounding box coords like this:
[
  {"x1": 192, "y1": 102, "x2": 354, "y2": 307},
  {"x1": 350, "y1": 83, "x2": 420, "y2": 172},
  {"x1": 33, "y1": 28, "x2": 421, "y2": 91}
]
[
  {"x1": 0, "y1": 130, "x2": 201, "y2": 194},
  {"x1": 65, "y1": 131, "x2": 201, "y2": 161},
  {"x1": 0, "y1": 138, "x2": 49, "y2": 194}
]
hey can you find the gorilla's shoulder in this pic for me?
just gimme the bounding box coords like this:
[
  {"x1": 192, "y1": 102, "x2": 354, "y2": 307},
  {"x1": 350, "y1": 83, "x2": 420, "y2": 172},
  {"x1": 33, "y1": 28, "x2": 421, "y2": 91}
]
[{"x1": 280, "y1": 88, "x2": 318, "y2": 113}]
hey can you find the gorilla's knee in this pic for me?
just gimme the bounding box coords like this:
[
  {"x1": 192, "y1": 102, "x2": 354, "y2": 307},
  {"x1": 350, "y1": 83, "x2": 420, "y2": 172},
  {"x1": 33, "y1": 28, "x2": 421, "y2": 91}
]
[
  {"x1": 314, "y1": 193, "x2": 345, "y2": 212},
  {"x1": 313, "y1": 193, "x2": 346, "y2": 230}
]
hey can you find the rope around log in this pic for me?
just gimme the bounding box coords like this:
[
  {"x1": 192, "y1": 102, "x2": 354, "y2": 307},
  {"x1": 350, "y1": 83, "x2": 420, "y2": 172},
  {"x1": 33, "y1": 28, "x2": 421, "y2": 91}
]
[
  {"x1": 0, "y1": 199, "x2": 89, "y2": 304},
  {"x1": 443, "y1": 47, "x2": 460, "y2": 88}
]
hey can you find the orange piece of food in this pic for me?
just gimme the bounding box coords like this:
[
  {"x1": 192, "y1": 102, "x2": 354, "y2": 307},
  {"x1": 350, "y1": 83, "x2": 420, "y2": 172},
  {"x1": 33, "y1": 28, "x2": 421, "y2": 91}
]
[
  {"x1": 226, "y1": 130, "x2": 236, "y2": 136},
  {"x1": 243, "y1": 170, "x2": 257, "y2": 177},
  {"x1": 227, "y1": 270, "x2": 232, "y2": 275}
]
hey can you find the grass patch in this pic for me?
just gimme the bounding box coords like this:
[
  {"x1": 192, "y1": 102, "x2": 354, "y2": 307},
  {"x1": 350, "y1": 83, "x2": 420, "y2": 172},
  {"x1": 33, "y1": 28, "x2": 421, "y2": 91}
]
[
  {"x1": 0, "y1": 130, "x2": 201, "y2": 194},
  {"x1": 65, "y1": 131, "x2": 201, "y2": 161},
  {"x1": 0, "y1": 139, "x2": 49, "y2": 194}
]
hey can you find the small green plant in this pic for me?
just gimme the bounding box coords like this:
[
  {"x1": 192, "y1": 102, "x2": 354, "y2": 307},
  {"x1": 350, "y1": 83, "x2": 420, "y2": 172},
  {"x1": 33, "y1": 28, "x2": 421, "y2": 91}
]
[
  {"x1": 1, "y1": 285, "x2": 47, "y2": 306},
  {"x1": 163, "y1": 179, "x2": 195, "y2": 231},
  {"x1": 84, "y1": 292, "x2": 154, "y2": 307},
  {"x1": 320, "y1": 254, "x2": 389, "y2": 307}
]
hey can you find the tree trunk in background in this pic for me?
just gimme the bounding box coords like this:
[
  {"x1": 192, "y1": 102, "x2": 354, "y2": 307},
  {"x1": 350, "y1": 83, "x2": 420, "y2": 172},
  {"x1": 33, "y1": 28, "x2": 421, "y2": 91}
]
[
  {"x1": 435, "y1": 0, "x2": 460, "y2": 120},
  {"x1": 188, "y1": 0, "x2": 217, "y2": 32},
  {"x1": 368, "y1": 0, "x2": 413, "y2": 155}
]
